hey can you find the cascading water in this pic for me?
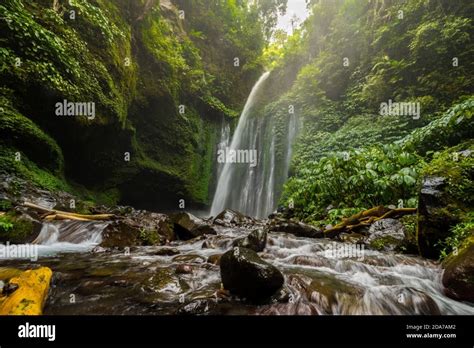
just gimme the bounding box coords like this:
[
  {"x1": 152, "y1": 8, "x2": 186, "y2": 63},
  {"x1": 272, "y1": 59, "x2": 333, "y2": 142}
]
[
  {"x1": 211, "y1": 72, "x2": 300, "y2": 218},
  {"x1": 32, "y1": 220, "x2": 108, "y2": 256},
  {"x1": 0, "y1": 220, "x2": 109, "y2": 260},
  {"x1": 215, "y1": 117, "x2": 231, "y2": 182},
  {"x1": 4, "y1": 224, "x2": 472, "y2": 315}
]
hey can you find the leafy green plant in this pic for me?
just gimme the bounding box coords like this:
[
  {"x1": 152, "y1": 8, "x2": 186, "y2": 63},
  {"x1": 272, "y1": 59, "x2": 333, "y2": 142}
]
[
  {"x1": 401, "y1": 97, "x2": 474, "y2": 155},
  {"x1": 0, "y1": 200, "x2": 12, "y2": 211},
  {"x1": 438, "y1": 214, "x2": 474, "y2": 260},
  {"x1": 0, "y1": 215, "x2": 14, "y2": 233},
  {"x1": 281, "y1": 143, "x2": 423, "y2": 221}
]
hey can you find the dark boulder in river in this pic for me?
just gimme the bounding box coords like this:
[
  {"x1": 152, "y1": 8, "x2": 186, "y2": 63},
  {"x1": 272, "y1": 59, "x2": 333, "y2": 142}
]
[
  {"x1": 220, "y1": 247, "x2": 284, "y2": 301},
  {"x1": 233, "y1": 228, "x2": 267, "y2": 252}
]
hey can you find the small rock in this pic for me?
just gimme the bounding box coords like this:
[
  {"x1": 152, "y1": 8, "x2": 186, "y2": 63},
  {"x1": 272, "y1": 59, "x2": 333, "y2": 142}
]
[
  {"x1": 176, "y1": 299, "x2": 215, "y2": 315},
  {"x1": 201, "y1": 240, "x2": 215, "y2": 249},
  {"x1": 91, "y1": 246, "x2": 109, "y2": 253},
  {"x1": 269, "y1": 220, "x2": 323, "y2": 238},
  {"x1": 152, "y1": 247, "x2": 180, "y2": 256},
  {"x1": 2, "y1": 282, "x2": 19, "y2": 295},
  {"x1": 172, "y1": 254, "x2": 206, "y2": 264},
  {"x1": 338, "y1": 233, "x2": 365, "y2": 244},
  {"x1": 220, "y1": 247, "x2": 284, "y2": 301},
  {"x1": 207, "y1": 253, "x2": 222, "y2": 265},
  {"x1": 175, "y1": 264, "x2": 193, "y2": 274},
  {"x1": 365, "y1": 218, "x2": 405, "y2": 251},
  {"x1": 232, "y1": 228, "x2": 267, "y2": 252},
  {"x1": 172, "y1": 212, "x2": 217, "y2": 240},
  {"x1": 305, "y1": 275, "x2": 363, "y2": 313},
  {"x1": 213, "y1": 209, "x2": 254, "y2": 227}
]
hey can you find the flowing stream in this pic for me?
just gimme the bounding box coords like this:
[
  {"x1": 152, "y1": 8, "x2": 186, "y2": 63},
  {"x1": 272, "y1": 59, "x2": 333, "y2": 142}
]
[
  {"x1": 2, "y1": 220, "x2": 473, "y2": 315},
  {"x1": 31, "y1": 221, "x2": 109, "y2": 256}
]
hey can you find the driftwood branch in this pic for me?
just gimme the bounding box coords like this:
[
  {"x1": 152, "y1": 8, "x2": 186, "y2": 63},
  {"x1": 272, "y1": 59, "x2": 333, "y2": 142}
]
[
  {"x1": 324, "y1": 206, "x2": 417, "y2": 238},
  {"x1": 23, "y1": 202, "x2": 114, "y2": 221}
]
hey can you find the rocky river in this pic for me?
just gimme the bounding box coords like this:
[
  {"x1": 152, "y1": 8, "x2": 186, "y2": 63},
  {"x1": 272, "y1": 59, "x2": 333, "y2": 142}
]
[{"x1": 1, "y1": 205, "x2": 473, "y2": 315}]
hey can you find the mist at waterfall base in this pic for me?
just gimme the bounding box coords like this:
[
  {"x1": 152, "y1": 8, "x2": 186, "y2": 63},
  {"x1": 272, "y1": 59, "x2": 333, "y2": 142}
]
[{"x1": 211, "y1": 72, "x2": 300, "y2": 219}]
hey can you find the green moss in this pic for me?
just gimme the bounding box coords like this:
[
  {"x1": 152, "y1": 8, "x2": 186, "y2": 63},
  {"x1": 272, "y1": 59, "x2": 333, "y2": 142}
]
[
  {"x1": 0, "y1": 0, "x2": 261, "y2": 211},
  {"x1": 0, "y1": 0, "x2": 130, "y2": 124},
  {"x1": 369, "y1": 235, "x2": 400, "y2": 251},
  {"x1": 0, "y1": 94, "x2": 63, "y2": 173},
  {"x1": 139, "y1": 228, "x2": 163, "y2": 246},
  {"x1": 442, "y1": 234, "x2": 474, "y2": 269},
  {"x1": 0, "y1": 146, "x2": 69, "y2": 193},
  {"x1": 200, "y1": 95, "x2": 239, "y2": 119},
  {"x1": 421, "y1": 140, "x2": 474, "y2": 206},
  {"x1": 0, "y1": 212, "x2": 35, "y2": 244},
  {"x1": 398, "y1": 215, "x2": 419, "y2": 253},
  {"x1": 186, "y1": 117, "x2": 217, "y2": 204}
]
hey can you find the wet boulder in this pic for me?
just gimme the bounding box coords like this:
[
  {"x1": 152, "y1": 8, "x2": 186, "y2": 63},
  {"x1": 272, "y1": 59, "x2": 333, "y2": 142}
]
[
  {"x1": 172, "y1": 254, "x2": 206, "y2": 264},
  {"x1": 305, "y1": 274, "x2": 364, "y2": 314},
  {"x1": 268, "y1": 220, "x2": 323, "y2": 238},
  {"x1": 417, "y1": 176, "x2": 461, "y2": 258},
  {"x1": 0, "y1": 212, "x2": 41, "y2": 244},
  {"x1": 365, "y1": 218, "x2": 406, "y2": 252},
  {"x1": 442, "y1": 237, "x2": 474, "y2": 302},
  {"x1": 213, "y1": 209, "x2": 255, "y2": 227},
  {"x1": 207, "y1": 253, "x2": 222, "y2": 265},
  {"x1": 417, "y1": 144, "x2": 473, "y2": 258},
  {"x1": 151, "y1": 247, "x2": 180, "y2": 256},
  {"x1": 101, "y1": 211, "x2": 174, "y2": 247},
  {"x1": 232, "y1": 228, "x2": 267, "y2": 252},
  {"x1": 175, "y1": 264, "x2": 193, "y2": 275},
  {"x1": 220, "y1": 247, "x2": 284, "y2": 301},
  {"x1": 172, "y1": 212, "x2": 217, "y2": 240}
]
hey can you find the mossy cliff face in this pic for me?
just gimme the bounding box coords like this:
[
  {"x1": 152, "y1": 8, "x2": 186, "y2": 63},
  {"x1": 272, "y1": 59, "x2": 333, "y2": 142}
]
[{"x1": 0, "y1": 0, "x2": 263, "y2": 209}]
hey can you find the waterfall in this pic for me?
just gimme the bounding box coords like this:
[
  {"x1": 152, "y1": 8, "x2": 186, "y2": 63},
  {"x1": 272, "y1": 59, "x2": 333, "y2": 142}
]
[
  {"x1": 216, "y1": 117, "x2": 231, "y2": 181},
  {"x1": 211, "y1": 72, "x2": 300, "y2": 218}
]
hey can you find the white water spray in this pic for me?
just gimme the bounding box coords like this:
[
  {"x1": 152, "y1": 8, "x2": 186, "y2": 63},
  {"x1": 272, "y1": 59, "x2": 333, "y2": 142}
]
[{"x1": 211, "y1": 72, "x2": 300, "y2": 218}]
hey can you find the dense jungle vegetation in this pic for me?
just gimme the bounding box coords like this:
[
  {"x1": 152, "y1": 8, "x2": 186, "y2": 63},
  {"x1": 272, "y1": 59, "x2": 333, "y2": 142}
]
[{"x1": 0, "y1": 0, "x2": 473, "y2": 260}]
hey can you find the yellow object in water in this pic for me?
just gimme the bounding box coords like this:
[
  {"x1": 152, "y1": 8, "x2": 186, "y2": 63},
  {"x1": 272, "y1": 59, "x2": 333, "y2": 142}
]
[
  {"x1": 0, "y1": 267, "x2": 52, "y2": 315},
  {"x1": 0, "y1": 267, "x2": 23, "y2": 281}
]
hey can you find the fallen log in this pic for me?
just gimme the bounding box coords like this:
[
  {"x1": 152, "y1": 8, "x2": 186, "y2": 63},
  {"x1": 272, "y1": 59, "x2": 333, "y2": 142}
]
[
  {"x1": 23, "y1": 202, "x2": 114, "y2": 221},
  {"x1": 54, "y1": 213, "x2": 94, "y2": 221},
  {"x1": 0, "y1": 267, "x2": 52, "y2": 315},
  {"x1": 324, "y1": 206, "x2": 417, "y2": 238}
]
